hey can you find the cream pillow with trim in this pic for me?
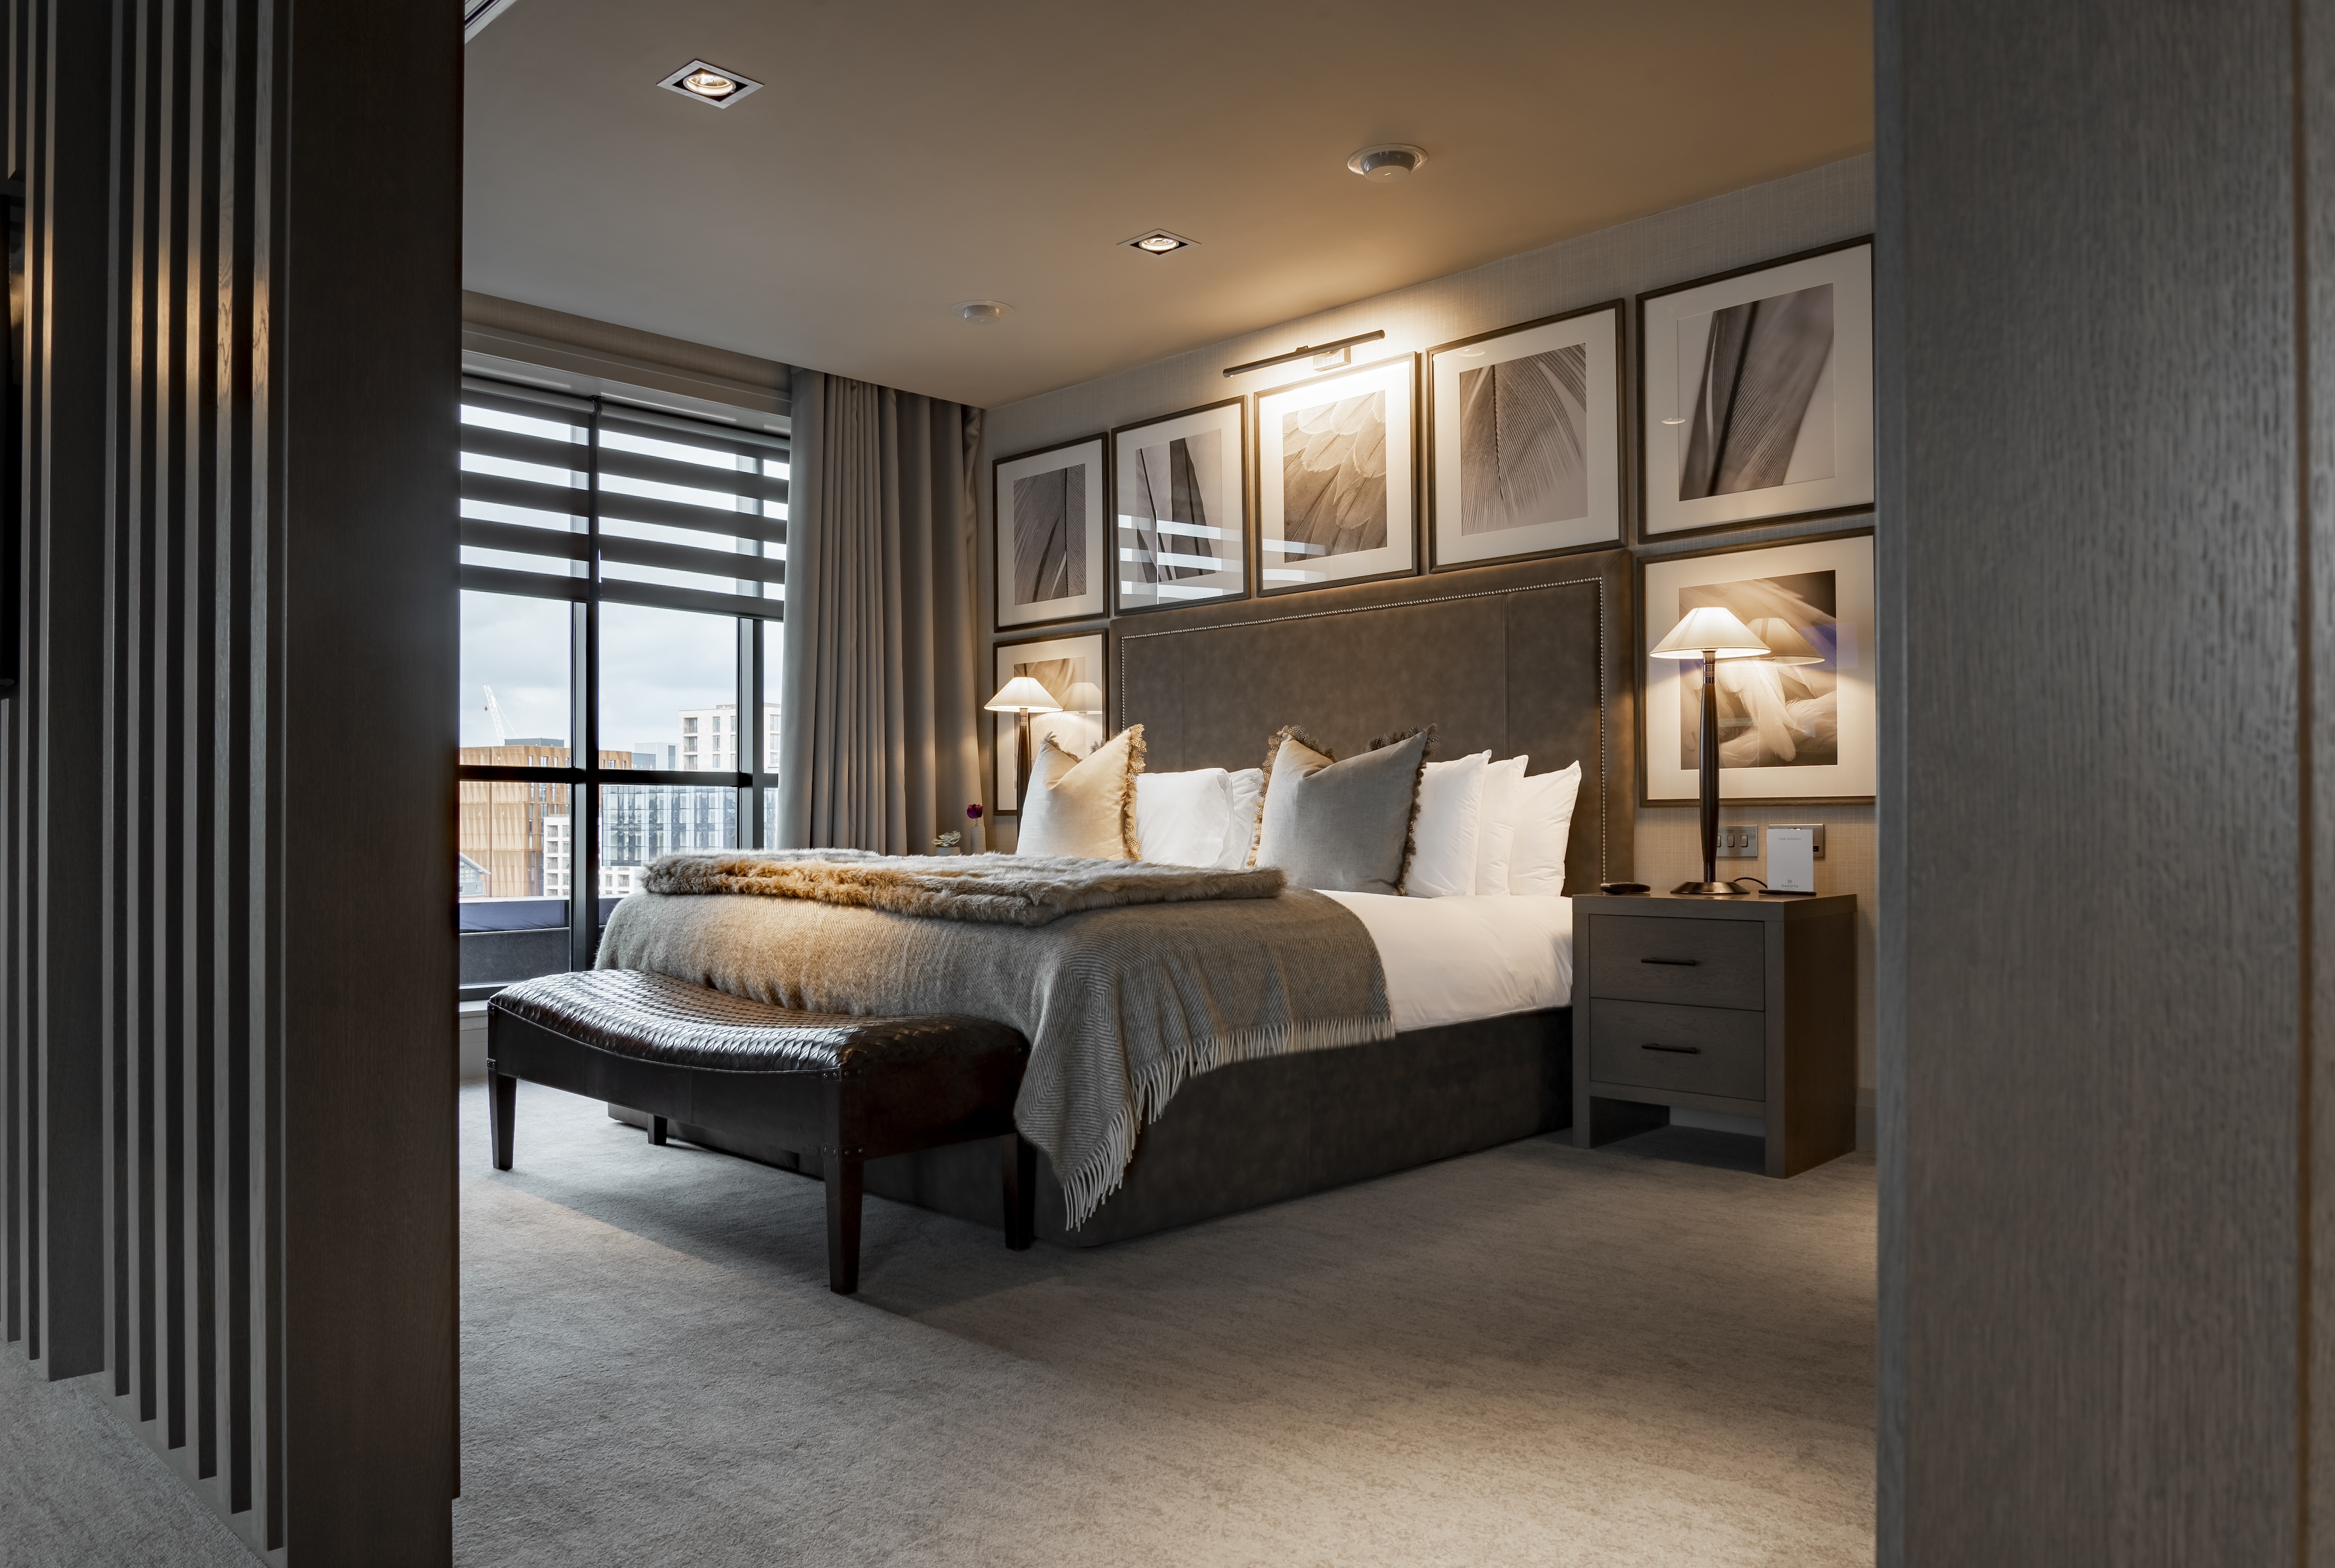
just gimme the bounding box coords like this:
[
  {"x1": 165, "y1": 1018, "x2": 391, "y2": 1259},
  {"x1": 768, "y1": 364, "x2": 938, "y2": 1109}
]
[{"x1": 1019, "y1": 725, "x2": 1144, "y2": 860}]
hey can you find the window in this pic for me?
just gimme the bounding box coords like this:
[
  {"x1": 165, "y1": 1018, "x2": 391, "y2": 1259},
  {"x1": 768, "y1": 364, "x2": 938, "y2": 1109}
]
[{"x1": 456, "y1": 376, "x2": 787, "y2": 1000}]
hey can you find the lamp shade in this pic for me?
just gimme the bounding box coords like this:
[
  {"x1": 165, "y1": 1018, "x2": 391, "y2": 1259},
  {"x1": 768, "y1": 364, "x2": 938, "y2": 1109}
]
[
  {"x1": 1745, "y1": 616, "x2": 1824, "y2": 666},
  {"x1": 984, "y1": 675, "x2": 1062, "y2": 714},
  {"x1": 1649, "y1": 605, "x2": 1770, "y2": 660}
]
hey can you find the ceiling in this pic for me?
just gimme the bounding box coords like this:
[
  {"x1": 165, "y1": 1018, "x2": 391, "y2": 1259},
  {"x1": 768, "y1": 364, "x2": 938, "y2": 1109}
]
[{"x1": 463, "y1": 0, "x2": 1872, "y2": 410}]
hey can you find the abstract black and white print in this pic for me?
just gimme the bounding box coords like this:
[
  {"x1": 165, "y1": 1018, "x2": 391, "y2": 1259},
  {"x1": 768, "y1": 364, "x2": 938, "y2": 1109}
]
[
  {"x1": 1124, "y1": 431, "x2": 1220, "y2": 586},
  {"x1": 1675, "y1": 570, "x2": 1840, "y2": 770},
  {"x1": 1280, "y1": 391, "x2": 1388, "y2": 556},
  {"x1": 1459, "y1": 343, "x2": 1588, "y2": 534},
  {"x1": 1012, "y1": 464, "x2": 1087, "y2": 606},
  {"x1": 1678, "y1": 284, "x2": 1835, "y2": 501}
]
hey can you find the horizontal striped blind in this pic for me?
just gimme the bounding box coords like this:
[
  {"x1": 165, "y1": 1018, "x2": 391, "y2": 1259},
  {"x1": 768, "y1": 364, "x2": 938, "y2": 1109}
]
[{"x1": 458, "y1": 375, "x2": 789, "y2": 619}]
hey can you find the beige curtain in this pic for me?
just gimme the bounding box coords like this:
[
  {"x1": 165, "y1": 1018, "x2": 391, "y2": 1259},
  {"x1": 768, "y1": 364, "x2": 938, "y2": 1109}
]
[{"x1": 776, "y1": 369, "x2": 985, "y2": 853}]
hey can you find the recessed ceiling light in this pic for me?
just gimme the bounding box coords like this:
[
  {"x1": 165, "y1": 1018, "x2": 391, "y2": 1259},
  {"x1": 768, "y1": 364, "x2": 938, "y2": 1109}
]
[
  {"x1": 658, "y1": 60, "x2": 762, "y2": 107},
  {"x1": 1347, "y1": 144, "x2": 1427, "y2": 182},
  {"x1": 957, "y1": 301, "x2": 1012, "y2": 325},
  {"x1": 1122, "y1": 229, "x2": 1198, "y2": 256}
]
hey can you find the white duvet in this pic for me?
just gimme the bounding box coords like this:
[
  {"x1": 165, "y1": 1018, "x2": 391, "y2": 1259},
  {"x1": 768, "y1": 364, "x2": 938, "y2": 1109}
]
[{"x1": 1319, "y1": 892, "x2": 1574, "y2": 1034}]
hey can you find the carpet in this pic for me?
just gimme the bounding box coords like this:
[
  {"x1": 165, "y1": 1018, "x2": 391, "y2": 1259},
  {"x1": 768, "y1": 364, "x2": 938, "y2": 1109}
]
[
  {"x1": 451, "y1": 1081, "x2": 1874, "y2": 1567},
  {"x1": 0, "y1": 1081, "x2": 1874, "y2": 1566}
]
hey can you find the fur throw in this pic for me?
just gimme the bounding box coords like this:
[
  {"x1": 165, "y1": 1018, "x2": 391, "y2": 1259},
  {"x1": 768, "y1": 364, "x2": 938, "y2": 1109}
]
[{"x1": 641, "y1": 850, "x2": 1285, "y2": 928}]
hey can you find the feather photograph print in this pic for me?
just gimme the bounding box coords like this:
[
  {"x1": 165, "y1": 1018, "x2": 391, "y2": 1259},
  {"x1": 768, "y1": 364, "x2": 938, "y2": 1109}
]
[
  {"x1": 1280, "y1": 392, "x2": 1388, "y2": 556},
  {"x1": 1675, "y1": 570, "x2": 1841, "y2": 770},
  {"x1": 1125, "y1": 431, "x2": 1219, "y2": 584},
  {"x1": 1458, "y1": 343, "x2": 1588, "y2": 534},
  {"x1": 1012, "y1": 463, "x2": 1087, "y2": 605},
  {"x1": 1678, "y1": 283, "x2": 1835, "y2": 501}
]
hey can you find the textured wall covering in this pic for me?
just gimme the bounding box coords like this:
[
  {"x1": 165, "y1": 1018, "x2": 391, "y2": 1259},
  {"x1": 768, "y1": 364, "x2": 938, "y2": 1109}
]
[
  {"x1": 983, "y1": 154, "x2": 1879, "y2": 1108},
  {"x1": 1880, "y1": 0, "x2": 2327, "y2": 1560},
  {"x1": 4, "y1": 1, "x2": 461, "y2": 1562}
]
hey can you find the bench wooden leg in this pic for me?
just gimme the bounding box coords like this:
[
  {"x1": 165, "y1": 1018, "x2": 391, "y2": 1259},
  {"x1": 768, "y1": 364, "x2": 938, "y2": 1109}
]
[
  {"x1": 488, "y1": 1067, "x2": 516, "y2": 1172},
  {"x1": 649, "y1": 1114, "x2": 669, "y2": 1147},
  {"x1": 1001, "y1": 1134, "x2": 1036, "y2": 1251},
  {"x1": 824, "y1": 1154, "x2": 863, "y2": 1295}
]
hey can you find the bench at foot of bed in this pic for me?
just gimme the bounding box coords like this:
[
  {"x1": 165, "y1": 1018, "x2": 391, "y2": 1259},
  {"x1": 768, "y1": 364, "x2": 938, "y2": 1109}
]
[{"x1": 485, "y1": 969, "x2": 1036, "y2": 1294}]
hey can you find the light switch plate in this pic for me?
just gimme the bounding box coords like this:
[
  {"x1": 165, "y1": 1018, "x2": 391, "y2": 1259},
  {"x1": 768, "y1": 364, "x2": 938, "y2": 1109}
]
[{"x1": 1713, "y1": 823, "x2": 1758, "y2": 859}]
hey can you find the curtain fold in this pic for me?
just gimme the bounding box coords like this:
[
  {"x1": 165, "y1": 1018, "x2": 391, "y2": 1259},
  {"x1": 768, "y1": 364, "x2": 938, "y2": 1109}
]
[{"x1": 778, "y1": 369, "x2": 985, "y2": 853}]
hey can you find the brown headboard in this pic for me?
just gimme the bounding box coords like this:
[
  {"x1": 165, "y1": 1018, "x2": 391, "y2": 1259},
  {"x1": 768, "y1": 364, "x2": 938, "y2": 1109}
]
[{"x1": 1113, "y1": 549, "x2": 1634, "y2": 894}]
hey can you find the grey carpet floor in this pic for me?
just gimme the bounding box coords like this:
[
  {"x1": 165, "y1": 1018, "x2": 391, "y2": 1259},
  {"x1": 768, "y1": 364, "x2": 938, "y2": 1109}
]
[
  {"x1": 0, "y1": 1084, "x2": 1876, "y2": 1566},
  {"x1": 452, "y1": 1082, "x2": 1874, "y2": 1567}
]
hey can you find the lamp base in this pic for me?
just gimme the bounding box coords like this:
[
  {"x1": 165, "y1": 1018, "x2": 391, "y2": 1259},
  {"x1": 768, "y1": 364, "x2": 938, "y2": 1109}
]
[{"x1": 1672, "y1": 880, "x2": 1747, "y2": 896}]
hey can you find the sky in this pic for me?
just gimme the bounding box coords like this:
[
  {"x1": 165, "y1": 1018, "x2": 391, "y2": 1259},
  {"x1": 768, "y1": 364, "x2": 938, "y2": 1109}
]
[{"x1": 458, "y1": 594, "x2": 780, "y2": 757}]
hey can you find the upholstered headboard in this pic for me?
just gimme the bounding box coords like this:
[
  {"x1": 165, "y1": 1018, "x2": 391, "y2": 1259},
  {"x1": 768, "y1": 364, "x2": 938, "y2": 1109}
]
[{"x1": 1113, "y1": 549, "x2": 1634, "y2": 894}]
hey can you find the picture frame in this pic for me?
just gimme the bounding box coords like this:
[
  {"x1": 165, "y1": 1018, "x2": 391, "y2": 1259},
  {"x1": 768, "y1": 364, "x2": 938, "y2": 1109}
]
[
  {"x1": 1426, "y1": 299, "x2": 1625, "y2": 570},
  {"x1": 1638, "y1": 239, "x2": 1874, "y2": 538},
  {"x1": 991, "y1": 630, "x2": 1107, "y2": 814},
  {"x1": 1252, "y1": 353, "x2": 1419, "y2": 596},
  {"x1": 1112, "y1": 398, "x2": 1249, "y2": 614},
  {"x1": 1638, "y1": 528, "x2": 1876, "y2": 805},
  {"x1": 993, "y1": 435, "x2": 1109, "y2": 630}
]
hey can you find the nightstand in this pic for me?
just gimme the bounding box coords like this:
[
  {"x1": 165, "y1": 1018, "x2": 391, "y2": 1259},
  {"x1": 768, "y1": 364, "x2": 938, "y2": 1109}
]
[{"x1": 1571, "y1": 891, "x2": 1857, "y2": 1177}]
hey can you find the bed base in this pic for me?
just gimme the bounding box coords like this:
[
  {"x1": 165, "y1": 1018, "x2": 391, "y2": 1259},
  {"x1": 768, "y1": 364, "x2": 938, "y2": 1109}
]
[{"x1": 617, "y1": 1006, "x2": 1570, "y2": 1248}]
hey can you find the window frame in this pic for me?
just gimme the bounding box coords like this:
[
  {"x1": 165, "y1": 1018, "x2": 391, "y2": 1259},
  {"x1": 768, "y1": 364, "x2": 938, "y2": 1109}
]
[{"x1": 456, "y1": 375, "x2": 786, "y2": 1001}]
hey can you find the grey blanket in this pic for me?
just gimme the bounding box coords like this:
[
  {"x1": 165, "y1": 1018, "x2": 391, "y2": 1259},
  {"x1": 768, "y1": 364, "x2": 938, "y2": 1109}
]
[
  {"x1": 597, "y1": 883, "x2": 1392, "y2": 1227},
  {"x1": 643, "y1": 849, "x2": 1285, "y2": 927}
]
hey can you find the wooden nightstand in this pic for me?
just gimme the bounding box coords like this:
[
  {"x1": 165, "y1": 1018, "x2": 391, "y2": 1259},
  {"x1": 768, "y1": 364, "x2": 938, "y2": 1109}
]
[{"x1": 1571, "y1": 891, "x2": 1857, "y2": 1177}]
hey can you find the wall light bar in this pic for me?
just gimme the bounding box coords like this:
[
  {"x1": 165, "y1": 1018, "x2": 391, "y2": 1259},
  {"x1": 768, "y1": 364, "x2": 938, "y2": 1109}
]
[{"x1": 1221, "y1": 330, "x2": 1386, "y2": 378}]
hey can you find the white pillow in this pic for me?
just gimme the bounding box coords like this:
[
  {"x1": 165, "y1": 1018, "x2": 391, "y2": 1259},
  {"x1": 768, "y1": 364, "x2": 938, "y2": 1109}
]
[
  {"x1": 1475, "y1": 754, "x2": 1529, "y2": 895},
  {"x1": 1218, "y1": 768, "x2": 1264, "y2": 869},
  {"x1": 1406, "y1": 750, "x2": 1490, "y2": 897},
  {"x1": 1136, "y1": 769, "x2": 1235, "y2": 866},
  {"x1": 1508, "y1": 761, "x2": 1583, "y2": 897}
]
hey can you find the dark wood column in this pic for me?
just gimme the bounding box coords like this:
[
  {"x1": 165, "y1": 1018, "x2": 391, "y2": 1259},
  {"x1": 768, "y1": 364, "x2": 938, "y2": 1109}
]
[
  {"x1": 5, "y1": 1, "x2": 460, "y2": 1560},
  {"x1": 1879, "y1": 0, "x2": 2326, "y2": 1560}
]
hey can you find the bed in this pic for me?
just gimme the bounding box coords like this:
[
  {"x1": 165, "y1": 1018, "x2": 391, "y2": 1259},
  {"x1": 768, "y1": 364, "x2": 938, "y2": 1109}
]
[{"x1": 614, "y1": 549, "x2": 1636, "y2": 1246}]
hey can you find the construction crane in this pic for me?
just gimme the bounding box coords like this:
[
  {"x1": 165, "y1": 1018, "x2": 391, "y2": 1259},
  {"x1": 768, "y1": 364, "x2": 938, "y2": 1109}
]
[{"x1": 483, "y1": 685, "x2": 510, "y2": 746}]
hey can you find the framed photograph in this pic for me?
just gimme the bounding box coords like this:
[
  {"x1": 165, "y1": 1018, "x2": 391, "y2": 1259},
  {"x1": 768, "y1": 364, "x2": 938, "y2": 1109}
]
[
  {"x1": 991, "y1": 630, "x2": 1107, "y2": 813},
  {"x1": 1252, "y1": 354, "x2": 1418, "y2": 595},
  {"x1": 1639, "y1": 239, "x2": 1873, "y2": 538},
  {"x1": 1427, "y1": 300, "x2": 1624, "y2": 569},
  {"x1": 1639, "y1": 529, "x2": 1875, "y2": 804},
  {"x1": 994, "y1": 435, "x2": 1108, "y2": 630},
  {"x1": 1113, "y1": 398, "x2": 1248, "y2": 614}
]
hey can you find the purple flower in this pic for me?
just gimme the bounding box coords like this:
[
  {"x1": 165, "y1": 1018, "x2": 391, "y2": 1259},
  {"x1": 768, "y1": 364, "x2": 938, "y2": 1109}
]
[{"x1": 966, "y1": 803, "x2": 984, "y2": 820}]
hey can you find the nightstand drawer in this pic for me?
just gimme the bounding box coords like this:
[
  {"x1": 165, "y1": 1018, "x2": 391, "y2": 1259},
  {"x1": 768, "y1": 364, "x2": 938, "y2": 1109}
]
[
  {"x1": 1586, "y1": 915, "x2": 1765, "y2": 1010},
  {"x1": 1588, "y1": 999, "x2": 1765, "y2": 1101}
]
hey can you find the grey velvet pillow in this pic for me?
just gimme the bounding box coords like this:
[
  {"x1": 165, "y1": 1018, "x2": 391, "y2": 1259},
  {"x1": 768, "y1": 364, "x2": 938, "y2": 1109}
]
[{"x1": 1252, "y1": 727, "x2": 1433, "y2": 895}]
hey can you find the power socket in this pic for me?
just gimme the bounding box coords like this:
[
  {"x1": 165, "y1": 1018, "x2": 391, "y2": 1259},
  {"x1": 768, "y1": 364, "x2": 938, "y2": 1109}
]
[{"x1": 1713, "y1": 823, "x2": 1759, "y2": 859}]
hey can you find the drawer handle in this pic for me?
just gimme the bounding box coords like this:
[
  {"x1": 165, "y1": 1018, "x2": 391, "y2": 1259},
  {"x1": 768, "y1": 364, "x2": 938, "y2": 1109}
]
[
  {"x1": 1640, "y1": 957, "x2": 1700, "y2": 967},
  {"x1": 1640, "y1": 1043, "x2": 1702, "y2": 1054}
]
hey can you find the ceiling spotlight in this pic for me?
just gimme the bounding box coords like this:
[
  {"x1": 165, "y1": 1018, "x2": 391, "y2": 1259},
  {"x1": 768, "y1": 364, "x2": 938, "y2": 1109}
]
[
  {"x1": 957, "y1": 301, "x2": 1012, "y2": 325},
  {"x1": 1123, "y1": 229, "x2": 1198, "y2": 256},
  {"x1": 658, "y1": 60, "x2": 763, "y2": 107},
  {"x1": 1347, "y1": 144, "x2": 1427, "y2": 182}
]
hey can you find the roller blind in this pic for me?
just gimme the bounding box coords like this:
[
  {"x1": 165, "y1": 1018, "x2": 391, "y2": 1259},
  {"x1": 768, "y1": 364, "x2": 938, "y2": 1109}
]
[{"x1": 457, "y1": 375, "x2": 789, "y2": 619}]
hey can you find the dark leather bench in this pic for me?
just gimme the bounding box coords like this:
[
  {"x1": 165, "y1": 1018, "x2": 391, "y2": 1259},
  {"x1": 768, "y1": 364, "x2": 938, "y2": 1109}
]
[{"x1": 486, "y1": 969, "x2": 1036, "y2": 1294}]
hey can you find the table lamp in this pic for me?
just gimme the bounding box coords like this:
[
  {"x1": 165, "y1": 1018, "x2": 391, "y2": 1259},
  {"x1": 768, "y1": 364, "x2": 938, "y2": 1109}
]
[
  {"x1": 1649, "y1": 606, "x2": 1771, "y2": 894},
  {"x1": 985, "y1": 675, "x2": 1062, "y2": 810}
]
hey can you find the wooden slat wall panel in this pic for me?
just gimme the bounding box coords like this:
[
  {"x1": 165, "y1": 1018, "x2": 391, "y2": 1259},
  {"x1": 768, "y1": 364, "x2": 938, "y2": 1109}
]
[{"x1": 7, "y1": 0, "x2": 458, "y2": 1561}]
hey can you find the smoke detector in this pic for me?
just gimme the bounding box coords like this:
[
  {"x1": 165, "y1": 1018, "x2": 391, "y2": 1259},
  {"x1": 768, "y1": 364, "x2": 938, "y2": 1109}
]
[
  {"x1": 1347, "y1": 144, "x2": 1427, "y2": 182},
  {"x1": 957, "y1": 301, "x2": 1012, "y2": 325}
]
